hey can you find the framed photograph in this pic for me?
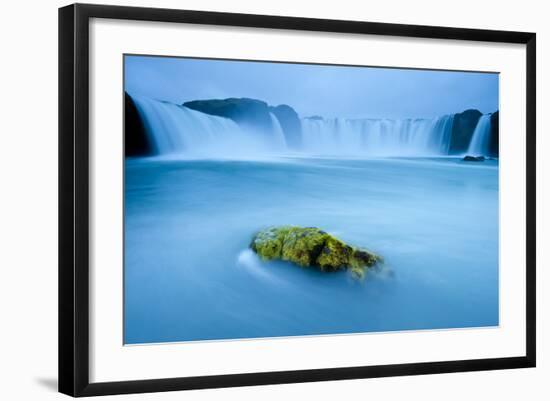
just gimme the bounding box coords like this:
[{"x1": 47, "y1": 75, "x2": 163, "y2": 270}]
[{"x1": 58, "y1": 3, "x2": 536, "y2": 397}]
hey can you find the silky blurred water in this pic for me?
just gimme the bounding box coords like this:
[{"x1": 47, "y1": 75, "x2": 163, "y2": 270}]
[{"x1": 124, "y1": 157, "x2": 499, "y2": 344}]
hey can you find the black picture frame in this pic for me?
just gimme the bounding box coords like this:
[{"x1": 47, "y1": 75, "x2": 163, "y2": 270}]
[{"x1": 59, "y1": 3, "x2": 536, "y2": 397}]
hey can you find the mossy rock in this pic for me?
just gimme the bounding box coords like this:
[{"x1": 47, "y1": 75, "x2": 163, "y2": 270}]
[{"x1": 250, "y1": 226, "x2": 381, "y2": 279}]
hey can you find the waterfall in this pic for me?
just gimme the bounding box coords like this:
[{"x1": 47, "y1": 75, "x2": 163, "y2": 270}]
[
  {"x1": 301, "y1": 115, "x2": 454, "y2": 156},
  {"x1": 467, "y1": 114, "x2": 492, "y2": 156},
  {"x1": 130, "y1": 95, "x2": 459, "y2": 158},
  {"x1": 131, "y1": 96, "x2": 281, "y2": 157},
  {"x1": 269, "y1": 112, "x2": 287, "y2": 149}
]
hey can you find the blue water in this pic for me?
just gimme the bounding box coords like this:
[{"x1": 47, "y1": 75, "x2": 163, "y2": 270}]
[{"x1": 124, "y1": 157, "x2": 499, "y2": 344}]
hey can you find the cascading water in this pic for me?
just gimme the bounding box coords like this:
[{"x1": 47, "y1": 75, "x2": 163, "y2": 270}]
[
  {"x1": 467, "y1": 114, "x2": 492, "y2": 156},
  {"x1": 300, "y1": 115, "x2": 455, "y2": 156},
  {"x1": 269, "y1": 112, "x2": 287, "y2": 149},
  {"x1": 131, "y1": 95, "x2": 284, "y2": 158},
  {"x1": 130, "y1": 95, "x2": 458, "y2": 158}
]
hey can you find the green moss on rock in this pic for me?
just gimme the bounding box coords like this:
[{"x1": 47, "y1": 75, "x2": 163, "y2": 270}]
[{"x1": 250, "y1": 226, "x2": 381, "y2": 279}]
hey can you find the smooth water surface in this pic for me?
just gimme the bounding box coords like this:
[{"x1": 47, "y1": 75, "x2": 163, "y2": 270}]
[{"x1": 124, "y1": 157, "x2": 499, "y2": 344}]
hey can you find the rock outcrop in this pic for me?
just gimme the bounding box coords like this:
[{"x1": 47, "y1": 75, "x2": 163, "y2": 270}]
[
  {"x1": 449, "y1": 109, "x2": 482, "y2": 154},
  {"x1": 462, "y1": 155, "x2": 486, "y2": 162},
  {"x1": 183, "y1": 98, "x2": 303, "y2": 147},
  {"x1": 269, "y1": 104, "x2": 302, "y2": 149},
  {"x1": 125, "y1": 93, "x2": 152, "y2": 156},
  {"x1": 183, "y1": 98, "x2": 273, "y2": 134},
  {"x1": 488, "y1": 111, "x2": 499, "y2": 157}
]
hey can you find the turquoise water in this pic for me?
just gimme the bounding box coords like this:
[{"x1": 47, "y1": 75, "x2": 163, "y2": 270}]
[{"x1": 124, "y1": 157, "x2": 499, "y2": 344}]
